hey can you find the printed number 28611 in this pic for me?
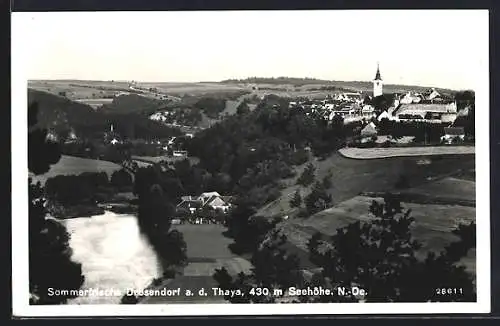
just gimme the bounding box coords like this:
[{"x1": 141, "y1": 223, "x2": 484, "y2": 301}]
[{"x1": 436, "y1": 288, "x2": 463, "y2": 295}]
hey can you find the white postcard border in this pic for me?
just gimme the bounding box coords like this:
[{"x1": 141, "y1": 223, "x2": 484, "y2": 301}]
[{"x1": 11, "y1": 10, "x2": 491, "y2": 316}]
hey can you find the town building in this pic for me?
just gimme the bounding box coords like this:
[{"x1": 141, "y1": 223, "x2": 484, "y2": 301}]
[
  {"x1": 104, "y1": 124, "x2": 123, "y2": 145},
  {"x1": 176, "y1": 192, "x2": 233, "y2": 218},
  {"x1": 441, "y1": 127, "x2": 465, "y2": 144},
  {"x1": 392, "y1": 102, "x2": 458, "y2": 123}
]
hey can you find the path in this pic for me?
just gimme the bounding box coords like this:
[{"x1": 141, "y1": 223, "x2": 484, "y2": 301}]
[{"x1": 338, "y1": 146, "x2": 475, "y2": 159}]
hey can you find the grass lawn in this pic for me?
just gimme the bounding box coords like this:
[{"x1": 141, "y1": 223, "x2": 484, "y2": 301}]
[
  {"x1": 30, "y1": 155, "x2": 122, "y2": 185},
  {"x1": 173, "y1": 224, "x2": 238, "y2": 259},
  {"x1": 398, "y1": 176, "x2": 475, "y2": 203},
  {"x1": 256, "y1": 153, "x2": 476, "y2": 219},
  {"x1": 339, "y1": 146, "x2": 475, "y2": 159},
  {"x1": 281, "y1": 195, "x2": 476, "y2": 275},
  {"x1": 140, "y1": 224, "x2": 251, "y2": 304}
]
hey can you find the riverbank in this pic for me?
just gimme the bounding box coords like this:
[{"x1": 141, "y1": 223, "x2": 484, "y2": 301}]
[
  {"x1": 49, "y1": 192, "x2": 138, "y2": 219},
  {"x1": 49, "y1": 203, "x2": 105, "y2": 219},
  {"x1": 338, "y1": 146, "x2": 475, "y2": 159}
]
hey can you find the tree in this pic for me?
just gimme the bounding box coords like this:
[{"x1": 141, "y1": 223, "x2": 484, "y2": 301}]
[
  {"x1": 134, "y1": 166, "x2": 188, "y2": 273},
  {"x1": 322, "y1": 174, "x2": 332, "y2": 189},
  {"x1": 28, "y1": 102, "x2": 84, "y2": 304},
  {"x1": 289, "y1": 189, "x2": 302, "y2": 208},
  {"x1": 297, "y1": 163, "x2": 316, "y2": 186},
  {"x1": 306, "y1": 196, "x2": 476, "y2": 302},
  {"x1": 110, "y1": 169, "x2": 133, "y2": 189},
  {"x1": 214, "y1": 196, "x2": 476, "y2": 304},
  {"x1": 213, "y1": 228, "x2": 303, "y2": 303},
  {"x1": 236, "y1": 100, "x2": 250, "y2": 115},
  {"x1": 304, "y1": 181, "x2": 332, "y2": 215}
]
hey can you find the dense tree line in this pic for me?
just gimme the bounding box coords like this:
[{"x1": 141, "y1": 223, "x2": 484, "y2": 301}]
[
  {"x1": 100, "y1": 94, "x2": 171, "y2": 115},
  {"x1": 133, "y1": 165, "x2": 188, "y2": 275},
  {"x1": 45, "y1": 169, "x2": 133, "y2": 206},
  {"x1": 28, "y1": 102, "x2": 84, "y2": 304},
  {"x1": 213, "y1": 196, "x2": 476, "y2": 303},
  {"x1": 183, "y1": 95, "x2": 352, "y2": 254},
  {"x1": 193, "y1": 97, "x2": 227, "y2": 119},
  {"x1": 29, "y1": 89, "x2": 182, "y2": 145},
  {"x1": 187, "y1": 95, "x2": 345, "y2": 185},
  {"x1": 221, "y1": 76, "x2": 333, "y2": 86}
]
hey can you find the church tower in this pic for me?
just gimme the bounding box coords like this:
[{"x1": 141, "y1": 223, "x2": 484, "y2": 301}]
[{"x1": 373, "y1": 62, "x2": 383, "y2": 97}]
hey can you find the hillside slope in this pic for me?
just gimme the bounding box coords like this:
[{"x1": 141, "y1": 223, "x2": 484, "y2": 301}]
[
  {"x1": 28, "y1": 89, "x2": 181, "y2": 140},
  {"x1": 255, "y1": 152, "x2": 476, "y2": 219},
  {"x1": 28, "y1": 88, "x2": 103, "y2": 131},
  {"x1": 30, "y1": 155, "x2": 122, "y2": 185},
  {"x1": 279, "y1": 193, "x2": 476, "y2": 274}
]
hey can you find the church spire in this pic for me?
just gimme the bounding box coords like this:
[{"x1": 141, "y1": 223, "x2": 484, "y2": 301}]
[{"x1": 374, "y1": 62, "x2": 382, "y2": 81}]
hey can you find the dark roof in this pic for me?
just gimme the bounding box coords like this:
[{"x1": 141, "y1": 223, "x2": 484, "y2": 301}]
[
  {"x1": 221, "y1": 196, "x2": 233, "y2": 203},
  {"x1": 374, "y1": 64, "x2": 382, "y2": 81},
  {"x1": 444, "y1": 127, "x2": 465, "y2": 135},
  {"x1": 176, "y1": 199, "x2": 203, "y2": 209},
  {"x1": 393, "y1": 103, "x2": 457, "y2": 116}
]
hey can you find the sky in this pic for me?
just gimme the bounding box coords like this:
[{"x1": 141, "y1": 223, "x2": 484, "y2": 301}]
[{"x1": 13, "y1": 10, "x2": 488, "y2": 90}]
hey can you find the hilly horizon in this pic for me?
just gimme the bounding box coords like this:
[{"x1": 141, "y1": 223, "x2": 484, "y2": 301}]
[{"x1": 28, "y1": 77, "x2": 468, "y2": 93}]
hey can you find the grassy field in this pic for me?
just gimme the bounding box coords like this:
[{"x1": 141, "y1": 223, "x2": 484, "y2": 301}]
[
  {"x1": 28, "y1": 80, "x2": 128, "y2": 100},
  {"x1": 339, "y1": 146, "x2": 476, "y2": 159},
  {"x1": 398, "y1": 176, "x2": 475, "y2": 202},
  {"x1": 280, "y1": 195, "x2": 476, "y2": 274},
  {"x1": 29, "y1": 79, "x2": 454, "y2": 107},
  {"x1": 74, "y1": 98, "x2": 114, "y2": 108},
  {"x1": 255, "y1": 152, "x2": 476, "y2": 219},
  {"x1": 140, "y1": 224, "x2": 251, "y2": 304},
  {"x1": 30, "y1": 155, "x2": 122, "y2": 185}
]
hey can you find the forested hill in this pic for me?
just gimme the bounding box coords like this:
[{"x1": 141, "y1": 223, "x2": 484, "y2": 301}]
[{"x1": 28, "y1": 89, "x2": 181, "y2": 140}]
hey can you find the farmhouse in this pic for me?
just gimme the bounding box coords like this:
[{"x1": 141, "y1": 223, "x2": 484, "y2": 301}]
[
  {"x1": 176, "y1": 192, "x2": 232, "y2": 215},
  {"x1": 392, "y1": 102, "x2": 457, "y2": 123},
  {"x1": 176, "y1": 197, "x2": 203, "y2": 214}
]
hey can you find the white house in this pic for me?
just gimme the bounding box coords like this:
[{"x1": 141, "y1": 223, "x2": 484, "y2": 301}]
[
  {"x1": 377, "y1": 110, "x2": 396, "y2": 122},
  {"x1": 427, "y1": 88, "x2": 441, "y2": 101},
  {"x1": 180, "y1": 191, "x2": 232, "y2": 214},
  {"x1": 360, "y1": 122, "x2": 378, "y2": 137},
  {"x1": 173, "y1": 150, "x2": 188, "y2": 157},
  {"x1": 400, "y1": 92, "x2": 422, "y2": 104},
  {"x1": 362, "y1": 105, "x2": 375, "y2": 114}
]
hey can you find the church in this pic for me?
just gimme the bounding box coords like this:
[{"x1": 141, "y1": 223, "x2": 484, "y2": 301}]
[{"x1": 373, "y1": 63, "x2": 383, "y2": 97}]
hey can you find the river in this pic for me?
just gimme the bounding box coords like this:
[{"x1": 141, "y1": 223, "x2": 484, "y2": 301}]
[{"x1": 63, "y1": 211, "x2": 162, "y2": 304}]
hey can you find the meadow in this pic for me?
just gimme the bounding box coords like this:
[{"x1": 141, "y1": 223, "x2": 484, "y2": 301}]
[
  {"x1": 30, "y1": 155, "x2": 122, "y2": 185},
  {"x1": 139, "y1": 224, "x2": 252, "y2": 304},
  {"x1": 280, "y1": 195, "x2": 476, "y2": 274},
  {"x1": 255, "y1": 152, "x2": 476, "y2": 218}
]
